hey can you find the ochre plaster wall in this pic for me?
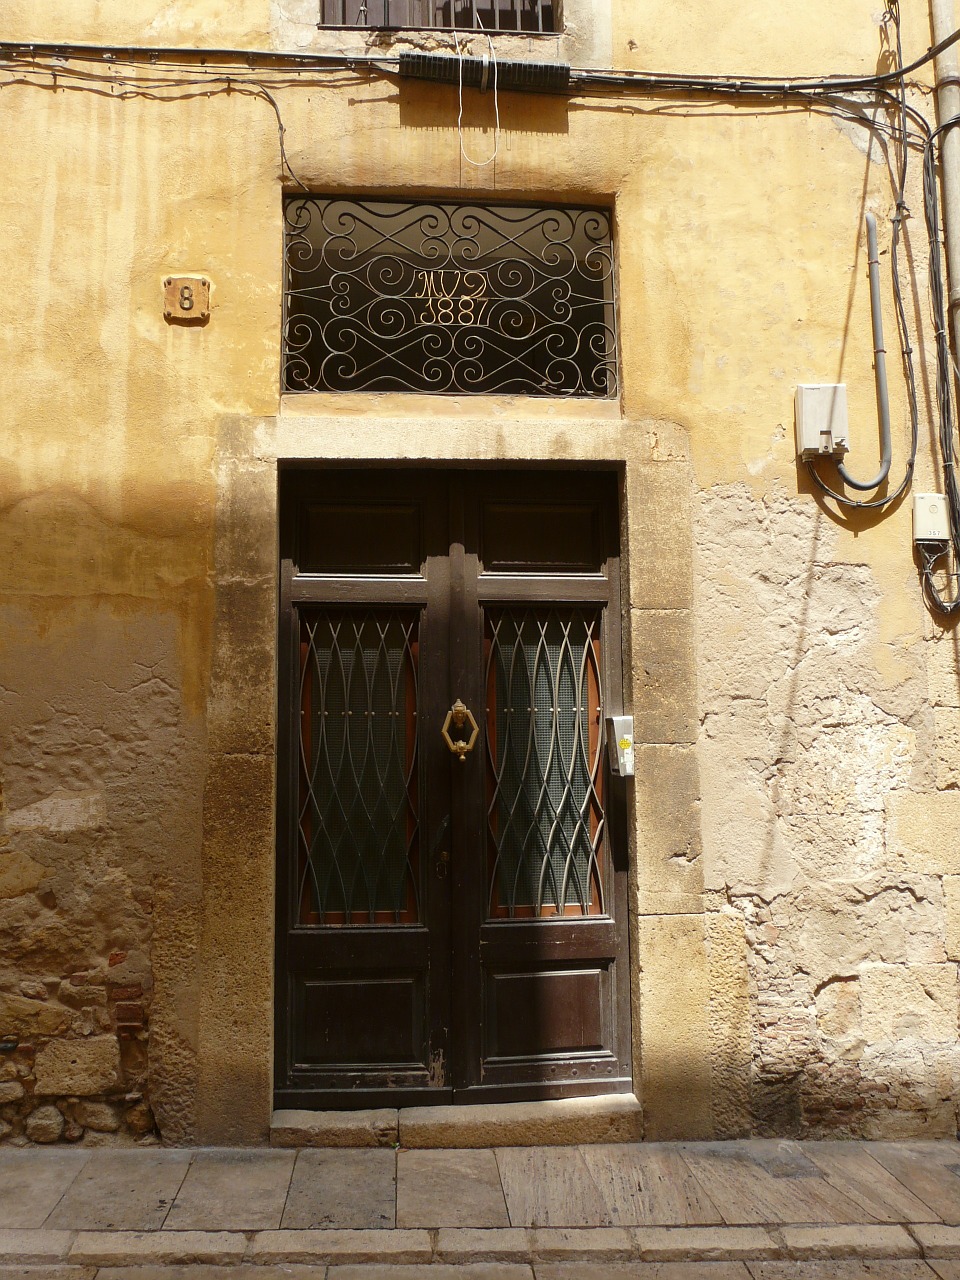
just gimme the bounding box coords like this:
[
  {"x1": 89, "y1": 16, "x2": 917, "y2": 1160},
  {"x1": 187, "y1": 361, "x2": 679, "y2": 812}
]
[{"x1": 1, "y1": 0, "x2": 958, "y2": 1143}]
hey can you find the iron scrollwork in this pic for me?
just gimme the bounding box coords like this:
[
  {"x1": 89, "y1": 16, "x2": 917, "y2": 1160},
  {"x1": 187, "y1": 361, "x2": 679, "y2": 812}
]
[{"x1": 282, "y1": 199, "x2": 619, "y2": 398}]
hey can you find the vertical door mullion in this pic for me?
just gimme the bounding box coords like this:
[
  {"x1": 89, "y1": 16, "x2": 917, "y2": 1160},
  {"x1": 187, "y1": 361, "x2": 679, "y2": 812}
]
[
  {"x1": 447, "y1": 474, "x2": 486, "y2": 1094},
  {"x1": 274, "y1": 556, "x2": 298, "y2": 1093},
  {"x1": 421, "y1": 476, "x2": 454, "y2": 1088}
]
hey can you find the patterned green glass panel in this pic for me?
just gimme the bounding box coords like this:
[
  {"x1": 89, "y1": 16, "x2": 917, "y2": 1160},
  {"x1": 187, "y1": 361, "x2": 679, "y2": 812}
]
[
  {"x1": 486, "y1": 609, "x2": 605, "y2": 917},
  {"x1": 298, "y1": 611, "x2": 419, "y2": 924}
]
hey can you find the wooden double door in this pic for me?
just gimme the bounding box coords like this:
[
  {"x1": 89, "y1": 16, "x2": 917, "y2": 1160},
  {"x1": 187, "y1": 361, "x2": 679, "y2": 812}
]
[{"x1": 275, "y1": 468, "x2": 631, "y2": 1108}]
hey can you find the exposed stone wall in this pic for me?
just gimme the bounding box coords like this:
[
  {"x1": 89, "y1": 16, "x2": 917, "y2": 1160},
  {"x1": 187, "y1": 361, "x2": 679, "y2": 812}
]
[
  {"x1": 0, "y1": 610, "x2": 204, "y2": 1146},
  {"x1": 696, "y1": 484, "x2": 960, "y2": 1139}
]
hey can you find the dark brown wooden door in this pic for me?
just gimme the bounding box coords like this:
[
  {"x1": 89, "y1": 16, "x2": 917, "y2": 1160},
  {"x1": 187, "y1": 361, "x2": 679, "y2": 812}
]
[{"x1": 275, "y1": 468, "x2": 631, "y2": 1108}]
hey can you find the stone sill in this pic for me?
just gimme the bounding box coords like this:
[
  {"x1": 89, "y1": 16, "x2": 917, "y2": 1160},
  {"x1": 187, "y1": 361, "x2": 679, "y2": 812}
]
[{"x1": 271, "y1": 1092, "x2": 642, "y2": 1148}]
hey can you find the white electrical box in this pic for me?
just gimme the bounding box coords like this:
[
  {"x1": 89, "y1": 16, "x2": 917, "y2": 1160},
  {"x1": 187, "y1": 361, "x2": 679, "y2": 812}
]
[
  {"x1": 605, "y1": 716, "x2": 635, "y2": 779},
  {"x1": 795, "y1": 384, "x2": 850, "y2": 459},
  {"x1": 913, "y1": 492, "x2": 950, "y2": 543}
]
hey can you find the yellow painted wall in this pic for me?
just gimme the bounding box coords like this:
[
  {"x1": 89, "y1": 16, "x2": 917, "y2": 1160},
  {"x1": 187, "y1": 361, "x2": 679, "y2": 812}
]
[{"x1": 0, "y1": 0, "x2": 957, "y2": 1143}]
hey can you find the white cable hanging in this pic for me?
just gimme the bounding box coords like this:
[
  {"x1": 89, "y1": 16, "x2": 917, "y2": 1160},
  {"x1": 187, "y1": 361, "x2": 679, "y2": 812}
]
[{"x1": 454, "y1": 18, "x2": 500, "y2": 168}]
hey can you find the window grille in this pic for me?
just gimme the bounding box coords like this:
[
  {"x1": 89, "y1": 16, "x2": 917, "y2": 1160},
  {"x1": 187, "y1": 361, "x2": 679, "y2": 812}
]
[
  {"x1": 319, "y1": 0, "x2": 556, "y2": 33},
  {"x1": 283, "y1": 198, "x2": 618, "y2": 398}
]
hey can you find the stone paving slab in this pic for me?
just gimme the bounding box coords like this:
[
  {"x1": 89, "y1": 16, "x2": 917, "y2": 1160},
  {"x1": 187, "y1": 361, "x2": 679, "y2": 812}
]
[
  {"x1": 0, "y1": 1153, "x2": 91, "y2": 1229},
  {"x1": 534, "y1": 1266, "x2": 753, "y2": 1279},
  {"x1": 96, "y1": 1270, "x2": 333, "y2": 1280},
  {"x1": 95, "y1": 1269, "x2": 330, "y2": 1280},
  {"x1": 777, "y1": 1224, "x2": 921, "y2": 1259},
  {"x1": 249, "y1": 1230, "x2": 433, "y2": 1266},
  {"x1": 869, "y1": 1145, "x2": 960, "y2": 1225},
  {"x1": 914, "y1": 1225, "x2": 960, "y2": 1257},
  {"x1": 46, "y1": 1152, "x2": 191, "y2": 1232},
  {"x1": 800, "y1": 1143, "x2": 939, "y2": 1223},
  {"x1": 528, "y1": 1229, "x2": 633, "y2": 1261},
  {"x1": 435, "y1": 1228, "x2": 530, "y2": 1262},
  {"x1": 0, "y1": 1270, "x2": 97, "y2": 1280},
  {"x1": 932, "y1": 1264, "x2": 960, "y2": 1279},
  {"x1": 68, "y1": 1232, "x2": 247, "y2": 1267},
  {"x1": 0, "y1": 1233, "x2": 75, "y2": 1264},
  {"x1": 580, "y1": 1145, "x2": 723, "y2": 1227},
  {"x1": 397, "y1": 1151, "x2": 509, "y2": 1229},
  {"x1": 633, "y1": 1227, "x2": 779, "y2": 1262},
  {"x1": 746, "y1": 1264, "x2": 939, "y2": 1279},
  {"x1": 163, "y1": 1151, "x2": 296, "y2": 1232},
  {"x1": 284, "y1": 1150, "x2": 395, "y2": 1231},
  {"x1": 330, "y1": 1268, "x2": 533, "y2": 1280},
  {"x1": 495, "y1": 1148, "x2": 609, "y2": 1228},
  {"x1": 677, "y1": 1145, "x2": 864, "y2": 1226}
]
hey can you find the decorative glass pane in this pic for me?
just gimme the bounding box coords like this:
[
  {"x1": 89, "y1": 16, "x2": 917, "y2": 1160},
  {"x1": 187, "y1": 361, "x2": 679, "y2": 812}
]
[
  {"x1": 485, "y1": 609, "x2": 605, "y2": 918},
  {"x1": 283, "y1": 199, "x2": 617, "y2": 397},
  {"x1": 298, "y1": 611, "x2": 419, "y2": 924}
]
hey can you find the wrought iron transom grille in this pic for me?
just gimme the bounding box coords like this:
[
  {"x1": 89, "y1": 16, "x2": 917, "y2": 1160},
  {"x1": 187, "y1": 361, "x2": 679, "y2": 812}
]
[
  {"x1": 283, "y1": 199, "x2": 618, "y2": 397},
  {"x1": 485, "y1": 608, "x2": 605, "y2": 917},
  {"x1": 318, "y1": 0, "x2": 555, "y2": 30},
  {"x1": 298, "y1": 610, "x2": 420, "y2": 925}
]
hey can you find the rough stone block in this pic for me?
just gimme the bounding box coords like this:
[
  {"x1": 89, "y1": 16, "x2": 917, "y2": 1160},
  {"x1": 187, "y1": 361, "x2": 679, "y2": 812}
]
[
  {"x1": 0, "y1": 849, "x2": 47, "y2": 898},
  {"x1": 860, "y1": 964, "x2": 959, "y2": 1041},
  {"x1": 625, "y1": 462, "x2": 694, "y2": 610},
  {"x1": 0, "y1": 1231, "x2": 75, "y2": 1263},
  {"x1": 249, "y1": 1229, "x2": 432, "y2": 1264},
  {"x1": 25, "y1": 1106, "x2": 65, "y2": 1143},
  {"x1": 434, "y1": 1228, "x2": 530, "y2": 1261},
  {"x1": 0, "y1": 1081, "x2": 24, "y2": 1103},
  {"x1": 887, "y1": 791, "x2": 960, "y2": 874},
  {"x1": 398, "y1": 1094, "x2": 642, "y2": 1148},
  {"x1": 529, "y1": 1228, "x2": 633, "y2": 1260},
  {"x1": 946, "y1": 877, "x2": 960, "y2": 962},
  {"x1": 270, "y1": 1108, "x2": 398, "y2": 1148},
  {"x1": 630, "y1": 609, "x2": 698, "y2": 746},
  {"x1": 633, "y1": 1226, "x2": 778, "y2": 1260},
  {"x1": 780, "y1": 1224, "x2": 920, "y2": 1259},
  {"x1": 34, "y1": 1038, "x2": 120, "y2": 1096},
  {"x1": 70, "y1": 1101, "x2": 120, "y2": 1133},
  {"x1": 637, "y1": 915, "x2": 713, "y2": 1139},
  {"x1": 913, "y1": 1225, "x2": 960, "y2": 1258},
  {"x1": 633, "y1": 744, "x2": 704, "y2": 914},
  {"x1": 69, "y1": 1232, "x2": 246, "y2": 1266},
  {"x1": 706, "y1": 908, "x2": 752, "y2": 1138},
  {"x1": 0, "y1": 993, "x2": 69, "y2": 1038}
]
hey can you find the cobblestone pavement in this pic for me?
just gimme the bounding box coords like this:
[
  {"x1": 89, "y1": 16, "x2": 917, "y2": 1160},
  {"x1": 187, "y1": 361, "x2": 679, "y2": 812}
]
[{"x1": 1, "y1": 1140, "x2": 959, "y2": 1277}]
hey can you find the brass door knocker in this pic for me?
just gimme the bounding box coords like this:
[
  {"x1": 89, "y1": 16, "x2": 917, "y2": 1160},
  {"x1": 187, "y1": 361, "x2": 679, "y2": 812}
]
[{"x1": 441, "y1": 698, "x2": 479, "y2": 762}]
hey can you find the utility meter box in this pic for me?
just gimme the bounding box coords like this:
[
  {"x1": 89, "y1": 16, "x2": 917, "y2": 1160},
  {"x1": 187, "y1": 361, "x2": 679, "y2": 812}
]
[
  {"x1": 913, "y1": 492, "x2": 950, "y2": 544},
  {"x1": 795, "y1": 384, "x2": 850, "y2": 459},
  {"x1": 605, "y1": 716, "x2": 635, "y2": 779}
]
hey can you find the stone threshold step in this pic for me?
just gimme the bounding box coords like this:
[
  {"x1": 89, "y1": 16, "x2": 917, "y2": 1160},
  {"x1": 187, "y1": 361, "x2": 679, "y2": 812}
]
[{"x1": 271, "y1": 1093, "x2": 643, "y2": 1148}]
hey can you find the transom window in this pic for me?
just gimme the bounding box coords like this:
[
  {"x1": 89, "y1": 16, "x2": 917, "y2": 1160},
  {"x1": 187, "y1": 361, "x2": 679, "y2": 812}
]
[
  {"x1": 318, "y1": 0, "x2": 555, "y2": 32},
  {"x1": 282, "y1": 198, "x2": 618, "y2": 398}
]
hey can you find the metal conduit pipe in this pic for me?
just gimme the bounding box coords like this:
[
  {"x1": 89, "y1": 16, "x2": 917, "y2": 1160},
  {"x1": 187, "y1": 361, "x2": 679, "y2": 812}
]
[
  {"x1": 837, "y1": 212, "x2": 893, "y2": 490},
  {"x1": 932, "y1": 0, "x2": 960, "y2": 361}
]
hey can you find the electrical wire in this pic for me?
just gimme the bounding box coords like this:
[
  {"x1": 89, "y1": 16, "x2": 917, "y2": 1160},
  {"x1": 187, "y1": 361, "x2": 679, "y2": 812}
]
[{"x1": 3, "y1": 10, "x2": 960, "y2": 611}]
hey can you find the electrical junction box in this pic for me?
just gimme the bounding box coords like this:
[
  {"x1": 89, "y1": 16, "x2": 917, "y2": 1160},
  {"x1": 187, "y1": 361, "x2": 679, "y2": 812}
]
[
  {"x1": 605, "y1": 716, "x2": 635, "y2": 779},
  {"x1": 795, "y1": 384, "x2": 850, "y2": 459},
  {"x1": 913, "y1": 492, "x2": 950, "y2": 544}
]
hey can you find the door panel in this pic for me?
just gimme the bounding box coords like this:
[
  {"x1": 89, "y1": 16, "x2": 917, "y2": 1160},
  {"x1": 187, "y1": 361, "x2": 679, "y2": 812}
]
[{"x1": 275, "y1": 468, "x2": 630, "y2": 1108}]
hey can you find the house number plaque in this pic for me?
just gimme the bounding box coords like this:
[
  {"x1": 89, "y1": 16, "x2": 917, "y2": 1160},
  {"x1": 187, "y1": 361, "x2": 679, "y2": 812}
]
[{"x1": 163, "y1": 275, "x2": 210, "y2": 323}]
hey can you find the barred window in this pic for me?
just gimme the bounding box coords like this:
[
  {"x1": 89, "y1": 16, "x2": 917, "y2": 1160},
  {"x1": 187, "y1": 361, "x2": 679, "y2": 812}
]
[
  {"x1": 282, "y1": 198, "x2": 618, "y2": 398},
  {"x1": 319, "y1": 0, "x2": 555, "y2": 32}
]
